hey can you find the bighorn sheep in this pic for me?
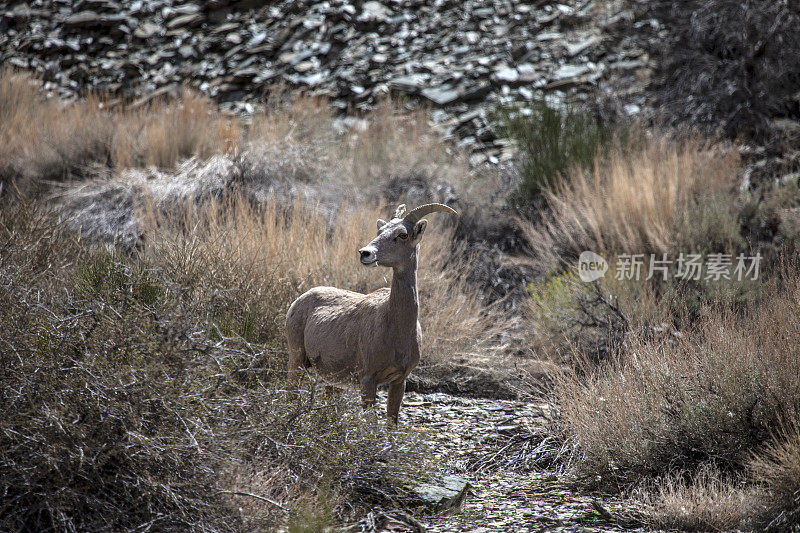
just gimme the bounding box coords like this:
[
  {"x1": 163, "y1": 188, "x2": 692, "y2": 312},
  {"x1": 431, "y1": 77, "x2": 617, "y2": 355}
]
[{"x1": 285, "y1": 203, "x2": 458, "y2": 423}]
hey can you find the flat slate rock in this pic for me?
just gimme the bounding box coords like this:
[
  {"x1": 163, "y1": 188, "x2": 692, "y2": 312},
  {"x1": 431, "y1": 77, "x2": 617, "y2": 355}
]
[{"x1": 407, "y1": 475, "x2": 471, "y2": 511}]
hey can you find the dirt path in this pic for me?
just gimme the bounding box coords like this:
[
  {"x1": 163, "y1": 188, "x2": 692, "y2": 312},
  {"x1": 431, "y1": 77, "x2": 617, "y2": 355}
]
[{"x1": 389, "y1": 391, "x2": 641, "y2": 532}]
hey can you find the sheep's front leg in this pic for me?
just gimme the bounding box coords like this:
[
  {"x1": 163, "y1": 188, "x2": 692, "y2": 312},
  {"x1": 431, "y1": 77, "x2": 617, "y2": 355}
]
[
  {"x1": 386, "y1": 379, "x2": 406, "y2": 424},
  {"x1": 360, "y1": 374, "x2": 377, "y2": 409}
]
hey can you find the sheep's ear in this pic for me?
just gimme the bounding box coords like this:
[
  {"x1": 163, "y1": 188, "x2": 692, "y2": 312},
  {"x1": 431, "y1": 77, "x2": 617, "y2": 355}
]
[
  {"x1": 376, "y1": 218, "x2": 387, "y2": 231},
  {"x1": 411, "y1": 219, "x2": 428, "y2": 243}
]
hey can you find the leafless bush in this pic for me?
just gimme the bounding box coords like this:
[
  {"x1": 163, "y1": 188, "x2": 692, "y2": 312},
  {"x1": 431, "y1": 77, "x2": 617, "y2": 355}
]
[
  {"x1": 556, "y1": 273, "x2": 800, "y2": 485},
  {"x1": 526, "y1": 276, "x2": 628, "y2": 365},
  {"x1": 643, "y1": 0, "x2": 800, "y2": 141}
]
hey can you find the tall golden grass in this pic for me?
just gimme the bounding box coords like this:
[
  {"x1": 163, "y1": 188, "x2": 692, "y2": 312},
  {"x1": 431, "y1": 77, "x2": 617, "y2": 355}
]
[
  {"x1": 1, "y1": 69, "x2": 476, "y2": 202},
  {"x1": 0, "y1": 69, "x2": 238, "y2": 189},
  {"x1": 521, "y1": 136, "x2": 741, "y2": 273}
]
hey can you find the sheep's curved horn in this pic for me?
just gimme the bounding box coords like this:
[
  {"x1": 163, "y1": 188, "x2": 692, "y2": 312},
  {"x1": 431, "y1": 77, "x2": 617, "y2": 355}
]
[{"x1": 403, "y1": 203, "x2": 458, "y2": 224}]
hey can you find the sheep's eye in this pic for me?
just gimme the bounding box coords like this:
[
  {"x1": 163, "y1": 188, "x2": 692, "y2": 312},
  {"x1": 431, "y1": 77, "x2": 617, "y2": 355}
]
[{"x1": 398, "y1": 233, "x2": 408, "y2": 240}]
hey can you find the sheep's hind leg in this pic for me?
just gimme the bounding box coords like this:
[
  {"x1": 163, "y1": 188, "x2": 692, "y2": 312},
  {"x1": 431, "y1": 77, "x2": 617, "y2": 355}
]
[
  {"x1": 386, "y1": 379, "x2": 406, "y2": 424},
  {"x1": 286, "y1": 328, "x2": 309, "y2": 388},
  {"x1": 360, "y1": 374, "x2": 377, "y2": 409}
]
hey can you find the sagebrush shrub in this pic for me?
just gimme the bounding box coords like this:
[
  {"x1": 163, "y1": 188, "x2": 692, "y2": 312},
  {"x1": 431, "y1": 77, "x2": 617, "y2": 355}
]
[{"x1": 498, "y1": 101, "x2": 614, "y2": 201}]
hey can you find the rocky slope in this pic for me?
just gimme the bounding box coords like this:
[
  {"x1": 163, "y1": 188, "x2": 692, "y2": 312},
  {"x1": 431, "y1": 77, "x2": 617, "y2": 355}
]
[{"x1": 1, "y1": 0, "x2": 652, "y2": 163}]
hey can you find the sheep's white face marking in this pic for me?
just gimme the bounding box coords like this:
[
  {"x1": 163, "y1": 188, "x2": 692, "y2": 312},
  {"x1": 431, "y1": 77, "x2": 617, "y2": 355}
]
[{"x1": 358, "y1": 217, "x2": 427, "y2": 270}]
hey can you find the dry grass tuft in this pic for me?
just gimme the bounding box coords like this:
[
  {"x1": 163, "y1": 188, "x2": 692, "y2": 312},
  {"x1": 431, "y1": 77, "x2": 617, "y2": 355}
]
[
  {"x1": 637, "y1": 466, "x2": 762, "y2": 532},
  {"x1": 748, "y1": 424, "x2": 800, "y2": 529},
  {"x1": 522, "y1": 136, "x2": 741, "y2": 274},
  {"x1": 343, "y1": 100, "x2": 467, "y2": 190},
  {"x1": 1, "y1": 71, "x2": 111, "y2": 190},
  {"x1": 112, "y1": 90, "x2": 239, "y2": 169},
  {"x1": 245, "y1": 95, "x2": 471, "y2": 196},
  {"x1": 0, "y1": 69, "x2": 239, "y2": 193}
]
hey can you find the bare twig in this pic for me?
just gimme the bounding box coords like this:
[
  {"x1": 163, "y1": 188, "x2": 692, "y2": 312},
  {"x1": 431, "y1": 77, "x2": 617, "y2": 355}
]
[{"x1": 216, "y1": 490, "x2": 288, "y2": 511}]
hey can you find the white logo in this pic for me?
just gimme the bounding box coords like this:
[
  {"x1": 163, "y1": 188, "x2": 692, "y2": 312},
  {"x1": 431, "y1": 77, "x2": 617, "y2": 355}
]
[{"x1": 578, "y1": 251, "x2": 608, "y2": 282}]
